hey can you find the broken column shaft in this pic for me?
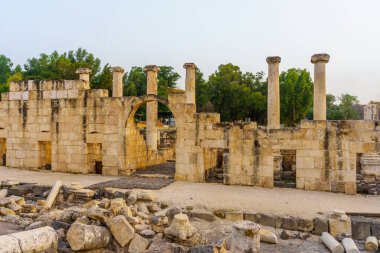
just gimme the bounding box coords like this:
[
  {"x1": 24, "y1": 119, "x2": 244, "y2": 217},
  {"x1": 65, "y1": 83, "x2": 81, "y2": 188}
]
[
  {"x1": 311, "y1": 53, "x2": 330, "y2": 121},
  {"x1": 111, "y1": 66, "x2": 124, "y2": 97},
  {"x1": 144, "y1": 65, "x2": 160, "y2": 151},
  {"x1": 183, "y1": 63, "x2": 197, "y2": 106},
  {"x1": 76, "y1": 68, "x2": 92, "y2": 82},
  {"x1": 266, "y1": 56, "x2": 281, "y2": 129}
]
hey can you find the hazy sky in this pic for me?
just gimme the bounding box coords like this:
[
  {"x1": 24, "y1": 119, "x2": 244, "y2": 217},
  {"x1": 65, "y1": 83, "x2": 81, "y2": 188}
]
[{"x1": 1, "y1": 0, "x2": 379, "y2": 103}]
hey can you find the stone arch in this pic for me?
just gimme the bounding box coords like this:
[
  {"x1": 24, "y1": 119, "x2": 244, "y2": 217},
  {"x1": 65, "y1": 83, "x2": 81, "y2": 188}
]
[{"x1": 124, "y1": 94, "x2": 178, "y2": 174}]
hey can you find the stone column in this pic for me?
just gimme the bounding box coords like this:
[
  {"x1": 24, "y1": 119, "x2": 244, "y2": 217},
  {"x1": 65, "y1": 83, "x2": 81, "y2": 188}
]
[
  {"x1": 266, "y1": 56, "x2": 281, "y2": 129},
  {"x1": 311, "y1": 53, "x2": 330, "y2": 120},
  {"x1": 183, "y1": 63, "x2": 197, "y2": 105},
  {"x1": 144, "y1": 65, "x2": 160, "y2": 151},
  {"x1": 76, "y1": 68, "x2": 92, "y2": 82},
  {"x1": 111, "y1": 66, "x2": 124, "y2": 97}
]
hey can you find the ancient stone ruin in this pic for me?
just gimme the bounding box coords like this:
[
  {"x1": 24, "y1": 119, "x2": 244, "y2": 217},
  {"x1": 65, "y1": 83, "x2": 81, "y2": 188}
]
[{"x1": 0, "y1": 54, "x2": 379, "y2": 196}]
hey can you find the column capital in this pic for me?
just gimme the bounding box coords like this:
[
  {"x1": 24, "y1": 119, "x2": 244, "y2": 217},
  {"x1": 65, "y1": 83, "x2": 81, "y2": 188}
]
[
  {"x1": 311, "y1": 53, "x2": 330, "y2": 64},
  {"x1": 111, "y1": 66, "x2": 124, "y2": 73},
  {"x1": 266, "y1": 56, "x2": 281, "y2": 64},
  {"x1": 75, "y1": 68, "x2": 92, "y2": 74},
  {"x1": 183, "y1": 63, "x2": 197, "y2": 70},
  {"x1": 144, "y1": 65, "x2": 160, "y2": 73}
]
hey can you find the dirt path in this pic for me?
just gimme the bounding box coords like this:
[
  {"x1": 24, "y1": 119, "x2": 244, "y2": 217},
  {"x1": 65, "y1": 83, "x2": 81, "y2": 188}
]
[{"x1": 158, "y1": 181, "x2": 380, "y2": 219}]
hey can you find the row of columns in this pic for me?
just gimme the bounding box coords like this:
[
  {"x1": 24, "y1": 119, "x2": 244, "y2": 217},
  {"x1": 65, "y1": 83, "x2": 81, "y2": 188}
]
[{"x1": 266, "y1": 53, "x2": 330, "y2": 129}]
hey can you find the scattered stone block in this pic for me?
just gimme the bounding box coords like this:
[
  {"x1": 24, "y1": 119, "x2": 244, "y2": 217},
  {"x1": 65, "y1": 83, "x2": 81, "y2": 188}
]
[
  {"x1": 26, "y1": 221, "x2": 46, "y2": 230},
  {"x1": 0, "y1": 207, "x2": 15, "y2": 216},
  {"x1": 140, "y1": 229, "x2": 156, "y2": 239},
  {"x1": 87, "y1": 205, "x2": 110, "y2": 223},
  {"x1": 328, "y1": 211, "x2": 351, "y2": 237},
  {"x1": 67, "y1": 222, "x2": 112, "y2": 251},
  {"x1": 137, "y1": 190, "x2": 157, "y2": 202},
  {"x1": 164, "y1": 213, "x2": 197, "y2": 241},
  {"x1": 45, "y1": 180, "x2": 62, "y2": 209},
  {"x1": 320, "y1": 232, "x2": 344, "y2": 253},
  {"x1": 137, "y1": 202, "x2": 150, "y2": 215},
  {"x1": 259, "y1": 228, "x2": 278, "y2": 244},
  {"x1": 167, "y1": 206, "x2": 182, "y2": 225},
  {"x1": 127, "y1": 191, "x2": 137, "y2": 205},
  {"x1": 128, "y1": 234, "x2": 150, "y2": 253},
  {"x1": 0, "y1": 226, "x2": 58, "y2": 252},
  {"x1": 365, "y1": 236, "x2": 379, "y2": 252},
  {"x1": 231, "y1": 220, "x2": 260, "y2": 253},
  {"x1": 190, "y1": 208, "x2": 215, "y2": 222},
  {"x1": 106, "y1": 215, "x2": 135, "y2": 247},
  {"x1": 342, "y1": 237, "x2": 359, "y2": 253},
  {"x1": 0, "y1": 189, "x2": 8, "y2": 198}
]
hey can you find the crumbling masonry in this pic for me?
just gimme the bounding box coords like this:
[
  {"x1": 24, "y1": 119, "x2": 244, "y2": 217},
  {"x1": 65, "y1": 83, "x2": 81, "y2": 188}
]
[{"x1": 0, "y1": 54, "x2": 379, "y2": 195}]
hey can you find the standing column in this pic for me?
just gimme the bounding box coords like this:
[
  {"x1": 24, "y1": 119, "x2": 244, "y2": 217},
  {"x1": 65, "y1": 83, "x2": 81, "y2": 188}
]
[
  {"x1": 311, "y1": 53, "x2": 330, "y2": 121},
  {"x1": 144, "y1": 65, "x2": 160, "y2": 151},
  {"x1": 76, "y1": 68, "x2": 91, "y2": 82},
  {"x1": 183, "y1": 63, "x2": 197, "y2": 105},
  {"x1": 111, "y1": 66, "x2": 124, "y2": 97},
  {"x1": 266, "y1": 56, "x2": 281, "y2": 129}
]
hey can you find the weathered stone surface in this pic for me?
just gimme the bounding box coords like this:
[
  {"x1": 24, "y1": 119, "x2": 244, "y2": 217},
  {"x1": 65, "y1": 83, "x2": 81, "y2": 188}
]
[
  {"x1": 167, "y1": 206, "x2": 182, "y2": 225},
  {"x1": 351, "y1": 216, "x2": 372, "y2": 239},
  {"x1": 128, "y1": 234, "x2": 150, "y2": 253},
  {"x1": 259, "y1": 228, "x2": 278, "y2": 244},
  {"x1": 106, "y1": 215, "x2": 134, "y2": 247},
  {"x1": 190, "y1": 208, "x2": 215, "y2": 222},
  {"x1": 313, "y1": 217, "x2": 328, "y2": 235},
  {"x1": 8, "y1": 195, "x2": 26, "y2": 206},
  {"x1": 259, "y1": 213, "x2": 276, "y2": 227},
  {"x1": 140, "y1": 229, "x2": 156, "y2": 239},
  {"x1": 371, "y1": 220, "x2": 380, "y2": 238},
  {"x1": 127, "y1": 191, "x2": 137, "y2": 205},
  {"x1": 365, "y1": 236, "x2": 379, "y2": 251},
  {"x1": 45, "y1": 180, "x2": 62, "y2": 209},
  {"x1": 0, "y1": 235, "x2": 22, "y2": 252},
  {"x1": 281, "y1": 216, "x2": 299, "y2": 230},
  {"x1": 67, "y1": 222, "x2": 112, "y2": 251},
  {"x1": 298, "y1": 218, "x2": 313, "y2": 232},
  {"x1": 320, "y1": 232, "x2": 344, "y2": 253},
  {"x1": 87, "y1": 205, "x2": 110, "y2": 223},
  {"x1": 231, "y1": 220, "x2": 260, "y2": 253},
  {"x1": 4, "y1": 226, "x2": 58, "y2": 252},
  {"x1": 164, "y1": 213, "x2": 197, "y2": 241},
  {"x1": 137, "y1": 202, "x2": 150, "y2": 215},
  {"x1": 244, "y1": 212, "x2": 260, "y2": 223},
  {"x1": 329, "y1": 216, "x2": 351, "y2": 237},
  {"x1": 342, "y1": 237, "x2": 359, "y2": 253},
  {"x1": 0, "y1": 189, "x2": 8, "y2": 198},
  {"x1": 225, "y1": 211, "x2": 243, "y2": 222},
  {"x1": 137, "y1": 190, "x2": 157, "y2": 201},
  {"x1": 26, "y1": 220, "x2": 46, "y2": 230},
  {"x1": 0, "y1": 206, "x2": 15, "y2": 216},
  {"x1": 7, "y1": 202, "x2": 22, "y2": 214}
]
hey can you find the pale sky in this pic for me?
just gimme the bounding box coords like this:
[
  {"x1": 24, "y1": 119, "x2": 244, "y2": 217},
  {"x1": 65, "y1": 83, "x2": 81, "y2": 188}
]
[{"x1": 1, "y1": 0, "x2": 379, "y2": 103}]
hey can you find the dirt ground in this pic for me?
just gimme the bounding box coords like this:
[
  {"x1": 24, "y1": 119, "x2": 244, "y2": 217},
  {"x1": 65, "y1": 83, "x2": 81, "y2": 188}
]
[
  {"x1": 1, "y1": 166, "x2": 380, "y2": 219},
  {"x1": 157, "y1": 181, "x2": 380, "y2": 219}
]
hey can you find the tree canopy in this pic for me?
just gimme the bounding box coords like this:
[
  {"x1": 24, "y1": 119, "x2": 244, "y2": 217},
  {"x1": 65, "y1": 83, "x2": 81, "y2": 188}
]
[
  {"x1": 280, "y1": 68, "x2": 313, "y2": 126},
  {"x1": 326, "y1": 93, "x2": 361, "y2": 120}
]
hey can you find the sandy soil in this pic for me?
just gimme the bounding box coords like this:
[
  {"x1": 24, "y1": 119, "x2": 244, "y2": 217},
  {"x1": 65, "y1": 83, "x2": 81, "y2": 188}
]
[{"x1": 158, "y1": 181, "x2": 380, "y2": 219}]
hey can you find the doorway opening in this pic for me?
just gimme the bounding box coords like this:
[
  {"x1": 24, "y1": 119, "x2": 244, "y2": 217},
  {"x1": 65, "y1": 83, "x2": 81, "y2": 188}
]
[
  {"x1": 274, "y1": 149, "x2": 296, "y2": 188},
  {"x1": 205, "y1": 148, "x2": 225, "y2": 183},
  {"x1": 88, "y1": 143, "x2": 103, "y2": 175},
  {"x1": 39, "y1": 141, "x2": 52, "y2": 170},
  {"x1": 0, "y1": 138, "x2": 6, "y2": 166}
]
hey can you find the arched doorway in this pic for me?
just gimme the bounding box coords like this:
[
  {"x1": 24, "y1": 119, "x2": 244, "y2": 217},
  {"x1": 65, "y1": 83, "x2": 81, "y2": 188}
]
[{"x1": 124, "y1": 95, "x2": 178, "y2": 177}]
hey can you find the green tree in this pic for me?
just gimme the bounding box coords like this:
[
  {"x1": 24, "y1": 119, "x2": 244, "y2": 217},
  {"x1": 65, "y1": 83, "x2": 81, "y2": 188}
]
[
  {"x1": 23, "y1": 48, "x2": 111, "y2": 91},
  {"x1": 0, "y1": 55, "x2": 13, "y2": 84},
  {"x1": 326, "y1": 93, "x2": 360, "y2": 120},
  {"x1": 124, "y1": 67, "x2": 146, "y2": 96},
  {"x1": 279, "y1": 68, "x2": 313, "y2": 126},
  {"x1": 206, "y1": 64, "x2": 266, "y2": 122}
]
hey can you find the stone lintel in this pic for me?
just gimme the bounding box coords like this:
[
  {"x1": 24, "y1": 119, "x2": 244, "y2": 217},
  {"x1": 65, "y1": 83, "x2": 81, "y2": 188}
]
[
  {"x1": 144, "y1": 65, "x2": 160, "y2": 73},
  {"x1": 183, "y1": 63, "x2": 197, "y2": 70},
  {"x1": 311, "y1": 53, "x2": 330, "y2": 64},
  {"x1": 266, "y1": 56, "x2": 281, "y2": 64},
  {"x1": 111, "y1": 66, "x2": 125, "y2": 73}
]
